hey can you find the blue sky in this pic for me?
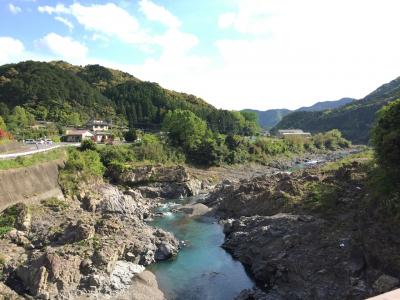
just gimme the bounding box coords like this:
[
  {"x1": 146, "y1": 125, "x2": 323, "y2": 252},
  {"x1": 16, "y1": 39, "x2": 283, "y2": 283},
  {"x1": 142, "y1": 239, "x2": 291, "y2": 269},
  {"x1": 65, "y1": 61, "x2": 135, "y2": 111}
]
[{"x1": 1, "y1": 0, "x2": 400, "y2": 110}]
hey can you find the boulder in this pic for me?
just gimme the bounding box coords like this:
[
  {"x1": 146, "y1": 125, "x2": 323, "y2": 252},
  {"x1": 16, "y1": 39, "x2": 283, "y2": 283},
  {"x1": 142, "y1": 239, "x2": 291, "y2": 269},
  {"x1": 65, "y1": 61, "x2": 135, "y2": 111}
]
[
  {"x1": 97, "y1": 184, "x2": 139, "y2": 217},
  {"x1": 16, "y1": 251, "x2": 81, "y2": 298},
  {"x1": 92, "y1": 243, "x2": 126, "y2": 273},
  {"x1": 178, "y1": 203, "x2": 212, "y2": 217},
  {"x1": 373, "y1": 274, "x2": 399, "y2": 294},
  {"x1": 0, "y1": 282, "x2": 24, "y2": 300},
  {"x1": 109, "y1": 261, "x2": 145, "y2": 291},
  {"x1": 112, "y1": 165, "x2": 190, "y2": 185},
  {"x1": 59, "y1": 220, "x2": 95, "y2": 243}
]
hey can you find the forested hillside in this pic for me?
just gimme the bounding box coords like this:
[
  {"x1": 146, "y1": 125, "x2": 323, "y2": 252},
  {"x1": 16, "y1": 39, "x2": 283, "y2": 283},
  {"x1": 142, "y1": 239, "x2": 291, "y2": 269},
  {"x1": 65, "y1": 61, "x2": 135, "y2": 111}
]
[
  {"x1": 0, "y1": 61, "x2": 256, "y2": 135},
  {"x1": 296, "y1": 98, "x2": 355, "y2": 112},
  {"x1": 274, "y1": 77, "x2": 400, "y2": 144},
  {"x1": 245, "y1": 98, "x2": 354, "y2": 129}
]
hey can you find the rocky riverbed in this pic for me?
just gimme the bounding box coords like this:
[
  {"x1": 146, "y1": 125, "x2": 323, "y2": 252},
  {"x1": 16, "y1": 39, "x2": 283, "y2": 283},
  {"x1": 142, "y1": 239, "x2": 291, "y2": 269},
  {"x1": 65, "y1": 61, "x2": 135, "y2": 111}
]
[
  {"x1": 204, "y1": 158, "x2": 400, "y2": 299},
  {"x1": 0, "y1": 148, "x2": 376, "y2": 299}
]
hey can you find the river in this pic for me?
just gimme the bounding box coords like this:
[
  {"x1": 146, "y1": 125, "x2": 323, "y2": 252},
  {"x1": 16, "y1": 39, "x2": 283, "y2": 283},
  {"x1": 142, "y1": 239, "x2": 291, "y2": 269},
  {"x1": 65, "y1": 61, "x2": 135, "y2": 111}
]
[
  {"x1": 147, "y1": 150, "x2": 357, "y2": 299},
  {"x1": 148, "y1": 198, "x2": 253, "y2": 300}
]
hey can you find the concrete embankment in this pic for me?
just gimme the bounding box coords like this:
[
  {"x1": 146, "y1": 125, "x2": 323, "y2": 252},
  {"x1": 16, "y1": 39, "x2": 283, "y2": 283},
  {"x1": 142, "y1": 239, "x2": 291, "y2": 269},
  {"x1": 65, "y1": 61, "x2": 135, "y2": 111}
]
[{"x1": 0, "y1": 159, "x2": 64, "y2": 210}]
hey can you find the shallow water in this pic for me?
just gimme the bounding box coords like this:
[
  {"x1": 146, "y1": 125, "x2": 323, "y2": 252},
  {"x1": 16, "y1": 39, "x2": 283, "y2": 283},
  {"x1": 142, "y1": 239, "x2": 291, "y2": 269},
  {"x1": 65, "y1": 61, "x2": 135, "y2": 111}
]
[{"x1": 149, "y1": 198, "x2": 254, "y2": 300}]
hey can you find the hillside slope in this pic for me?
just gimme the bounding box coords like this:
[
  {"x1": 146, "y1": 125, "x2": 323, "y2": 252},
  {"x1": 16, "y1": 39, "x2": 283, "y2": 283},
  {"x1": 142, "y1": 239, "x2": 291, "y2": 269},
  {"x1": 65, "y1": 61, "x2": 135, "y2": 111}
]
[
  {"x1": 297, "y1": 97, "x2": 355, "y2": 112},
  {"x1": 0, "y1": 61, "x2": 254, "y2": 134},
  {"x1": 274, "y1": 77, "x2": 400, "y2": 144}
]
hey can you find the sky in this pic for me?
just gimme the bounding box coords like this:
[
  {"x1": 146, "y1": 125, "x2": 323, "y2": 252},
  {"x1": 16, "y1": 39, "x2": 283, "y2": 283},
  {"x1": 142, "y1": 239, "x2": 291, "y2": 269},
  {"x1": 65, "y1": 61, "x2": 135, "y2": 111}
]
[{"x1": 1, "y1": 0, "x2": 400, "y2": 111}]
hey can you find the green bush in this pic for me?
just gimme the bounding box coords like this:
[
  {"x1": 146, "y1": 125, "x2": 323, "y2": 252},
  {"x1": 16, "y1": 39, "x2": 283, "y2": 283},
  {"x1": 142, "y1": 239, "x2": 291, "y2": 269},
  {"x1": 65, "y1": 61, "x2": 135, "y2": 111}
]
[
  {"x1": 41, "y1": 198, "x2": 69, "y2": 211},
  {"x1": 80, "y1": 139, "x2": 97, "y2": 151},
  {"x1": 59, "y1": 148, "x2": 105, "y2": 195},
  {"x1": 372, "y1": 99, "x2": 400, "y2": 178}
]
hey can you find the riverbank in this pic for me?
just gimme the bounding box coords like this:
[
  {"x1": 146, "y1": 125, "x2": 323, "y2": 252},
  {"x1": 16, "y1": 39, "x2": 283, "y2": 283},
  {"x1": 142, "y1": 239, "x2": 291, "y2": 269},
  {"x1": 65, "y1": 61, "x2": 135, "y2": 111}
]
[
  {"x1": 0, "y1": 147, "x2": 365, "y2": 299},
  {"x1": 203, "y1": 152, "x2": 400, "y2": 299}
]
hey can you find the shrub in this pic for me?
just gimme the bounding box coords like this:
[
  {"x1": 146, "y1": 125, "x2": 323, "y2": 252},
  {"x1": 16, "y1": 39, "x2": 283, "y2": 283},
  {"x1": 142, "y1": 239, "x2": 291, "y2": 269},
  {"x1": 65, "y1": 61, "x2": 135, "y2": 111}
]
[
  {"x1": 41, "y1": 198, "x2": 69, "y2": 211},
  {"x1": 372, "y1": 99, "x2": 400, "y2": 178},
  {"x1": 80, "y1": 139, "x2": 97, "y2": 151},
  {"x1": 124, "y1": 129, "x2": 138, "y2": 142},
  {"x1": 59, "y1": 148, "x2": 105, "y2": 195}
]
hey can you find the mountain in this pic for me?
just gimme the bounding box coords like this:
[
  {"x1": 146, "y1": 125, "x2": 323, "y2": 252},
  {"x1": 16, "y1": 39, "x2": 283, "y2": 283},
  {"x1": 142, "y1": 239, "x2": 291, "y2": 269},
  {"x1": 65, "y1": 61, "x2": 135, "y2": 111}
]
[
  {"x1": 296, "y1": 98, "x2": 355, "y2": 112},
  {"x1": 242, "y1": 109, "x2": 291, "y2": 129},
  {"x1": 274, "y1": 77, "x2": 400, "y2": 144},
  {"x1": 0, "y1": 61, "x2": 255, "y2": 135},
  {"x1": 244, "y1": 98, "x2": 354, "y2": 129}
]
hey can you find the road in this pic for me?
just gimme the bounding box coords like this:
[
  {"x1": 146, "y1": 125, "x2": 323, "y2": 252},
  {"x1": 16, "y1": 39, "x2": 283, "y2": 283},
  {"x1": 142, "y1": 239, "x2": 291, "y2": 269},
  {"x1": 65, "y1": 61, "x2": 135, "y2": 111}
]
[{"x1": 0, "y1": 143, "x2": 80, "y2": 160}]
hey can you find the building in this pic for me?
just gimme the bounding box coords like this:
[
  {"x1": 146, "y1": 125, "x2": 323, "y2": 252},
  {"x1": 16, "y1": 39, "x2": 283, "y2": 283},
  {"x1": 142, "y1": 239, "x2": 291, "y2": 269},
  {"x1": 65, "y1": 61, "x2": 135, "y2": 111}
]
[
  {"x1": 62, "y1": 130, "x2": 94, "y2": 142},
  {"x1": 86, "y1": 120, "x2": 110, "y2": 132},
  {"x1": 277, "y1": 129, "x2": 311, "y2": 139},
  {"x1": 93, "y1": 131, "x2": 113, "y2": 143}
]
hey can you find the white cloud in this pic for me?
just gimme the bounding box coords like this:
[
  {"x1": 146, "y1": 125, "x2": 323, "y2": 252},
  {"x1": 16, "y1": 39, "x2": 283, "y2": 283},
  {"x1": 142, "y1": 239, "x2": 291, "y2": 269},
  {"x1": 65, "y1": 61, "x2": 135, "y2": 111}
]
[
  {"x1": 38, "y1": 3, "x2": 150, "y2": 46},
  {"x1": 35, "y1": 1, "x2": 206, "y2": 81},
  {"x1": 36, "y1": 33, "x2": 88, "y2": 60},
  {"x1": 0, "y1": 37, "x2": 24, "y2": 64},
  {"x1": 37, "y1": 4, "x2": 69, "y2": 15},
  {"x1": 139, "y1": 0, "x2": 181, "y2": 28},
  {"x1": 210, "y1": 0, "x2": 400, "y2": 110},
  {"x1": 54, "y1": 16, "x2": 74, "y2": 31},
  {"x1": 8, "y1": 4, "x2": 22, "y2": 14}
]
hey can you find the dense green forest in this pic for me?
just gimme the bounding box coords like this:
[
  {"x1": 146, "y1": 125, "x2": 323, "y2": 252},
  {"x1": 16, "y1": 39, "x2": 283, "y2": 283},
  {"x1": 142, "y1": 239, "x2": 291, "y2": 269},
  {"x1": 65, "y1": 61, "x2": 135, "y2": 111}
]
[
  {"x1": 0, "y1": 61, "x2": 257, "y2": 136},
  {"x1": 274, "y1": 77, "x2": 400, "y2": 144}
]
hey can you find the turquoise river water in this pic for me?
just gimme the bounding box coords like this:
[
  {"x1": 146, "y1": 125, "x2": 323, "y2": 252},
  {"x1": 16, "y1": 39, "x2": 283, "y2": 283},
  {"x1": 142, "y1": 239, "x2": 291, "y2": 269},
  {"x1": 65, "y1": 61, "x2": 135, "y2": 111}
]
[{"x1": 148, "y1": 198, "x2": 254, "y2": 300}]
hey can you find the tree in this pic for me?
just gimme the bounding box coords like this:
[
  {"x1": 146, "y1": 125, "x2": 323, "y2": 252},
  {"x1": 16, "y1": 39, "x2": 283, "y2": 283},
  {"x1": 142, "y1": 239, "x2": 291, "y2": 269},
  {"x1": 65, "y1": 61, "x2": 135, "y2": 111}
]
[
  {"x1": 162, "y1": 109, "x2": 207, "y2": 151},
  {"x1": 7, "y1": 106, "x2": 35, "y2": 130},
  {"x1": 0, "y1": 116, "x2": 6, "y2": 130},
  {"x1": 80, "y1": 139, "x2": 97, "y2": 152},
  {"x1": 124, "y1": 129, "x2": 138, "y2": 142},
  {"x1": 372, "y1": 99, "x2": 400, "y2": 178}
]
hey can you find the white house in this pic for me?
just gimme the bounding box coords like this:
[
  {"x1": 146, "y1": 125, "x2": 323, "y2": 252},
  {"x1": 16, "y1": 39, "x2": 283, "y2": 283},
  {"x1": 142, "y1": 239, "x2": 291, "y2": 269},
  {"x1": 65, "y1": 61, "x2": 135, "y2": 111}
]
[
  {"x1": 63, "y1": 130, "x2": 94, "y2": 142},
  {"x1": 86, "y1": 120, "x2": 110, "y2": 132}
]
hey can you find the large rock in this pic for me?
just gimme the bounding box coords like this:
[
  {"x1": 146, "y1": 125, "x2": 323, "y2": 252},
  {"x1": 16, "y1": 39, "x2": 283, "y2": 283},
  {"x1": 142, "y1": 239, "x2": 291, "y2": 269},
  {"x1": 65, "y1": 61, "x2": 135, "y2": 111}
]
[
  {"x1": 59, "y1": 220, "x2": 95, "y2": 244},
  {"x1": 16, "y1": 251, "x2": 81, "y2": 298},
  {"x1": 111, "y1": 165, "x2": 190, "y2": 185},
  {"x1": 0, "y1": 282, "x2": 24, "y2": 300},
  {"x1": 223, "y1": 213, "x2": 369, "y2": 299},
  {"x1": 96, "y1": 184, "x2": 140, "y2": 217},
  {"x1": 116, "y1": 270, "x2": 165, "y2": 300},
  {"x1": 373, "y1": 274, "x2": 399, "y2": 294}
]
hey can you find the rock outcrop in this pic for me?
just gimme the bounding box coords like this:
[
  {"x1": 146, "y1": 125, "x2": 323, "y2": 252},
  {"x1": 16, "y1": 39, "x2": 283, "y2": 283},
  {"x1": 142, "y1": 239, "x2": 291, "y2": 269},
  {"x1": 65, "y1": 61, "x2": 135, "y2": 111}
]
[
  {"x1": 211, "y1": 162, "x2": 400, "y2": 299},
  {"x1": 0, "y1": 180, "x2": 179, "y2": 299},
  {"x1": 110, "y1": 164, "x2": 203, "y2": 199}
]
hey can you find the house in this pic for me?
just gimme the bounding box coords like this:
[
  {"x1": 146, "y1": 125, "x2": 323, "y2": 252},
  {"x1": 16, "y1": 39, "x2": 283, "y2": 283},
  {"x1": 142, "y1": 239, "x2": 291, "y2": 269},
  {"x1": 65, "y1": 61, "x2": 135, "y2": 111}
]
[
  {"x1": 62, "y1": 130, "x2": 94, "y2": 142},
  {"x1": 277, "y1": 129, "x2": 311, "y2": 139},
  {"x1": 86, "y1": 120, "x2": 110, "y2": 132},
  {"x1": 93, "y1": 131, "x2": 113, "y2": 143}
]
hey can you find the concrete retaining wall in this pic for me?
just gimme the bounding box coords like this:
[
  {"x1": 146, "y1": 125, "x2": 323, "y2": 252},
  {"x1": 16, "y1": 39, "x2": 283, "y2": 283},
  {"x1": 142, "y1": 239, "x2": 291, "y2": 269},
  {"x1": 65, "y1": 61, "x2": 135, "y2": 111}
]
[{"x1": 0, "y1": 159, "x2": 64, "y2": 211}]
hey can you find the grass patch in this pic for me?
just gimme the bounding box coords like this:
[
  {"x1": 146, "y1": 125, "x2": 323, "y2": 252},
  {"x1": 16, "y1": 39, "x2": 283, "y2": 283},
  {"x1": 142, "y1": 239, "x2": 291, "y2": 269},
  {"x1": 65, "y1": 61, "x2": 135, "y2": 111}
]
[
  {"x1": 0, "y1": 226, "x2": 13, "y2": 237},
  {"x1": 0, "y1": 148, "x2": 67, "y2": 170},
  {"x1": 0, "y1": 204, "x2": 22, "y2": 237},
  {"x1": 322, "y1": 149, "x2": 374, "y2": 172},
  {"x1": 41, "y1": 198, "x2": 69, "y2": 212},
  {"x1": 304, "y1": 182, "x2": 341, "y2": 213}
]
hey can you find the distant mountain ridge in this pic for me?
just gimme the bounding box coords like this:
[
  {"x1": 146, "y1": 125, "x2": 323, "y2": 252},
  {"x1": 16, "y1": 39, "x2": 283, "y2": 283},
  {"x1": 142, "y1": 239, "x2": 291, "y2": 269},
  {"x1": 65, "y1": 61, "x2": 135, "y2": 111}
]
[
  {"x1": 273, "y1": 77, "x2": 400, "y2": 144},
  {"x1": 244, "y1": 98, "x2": 355, "y2": 129},
  {"x1": 242, "y1": 109, "x2": 291, "y2": 129},
  {"x1": 296, "y1": 98, "x2": 355, "y2": 112}
]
